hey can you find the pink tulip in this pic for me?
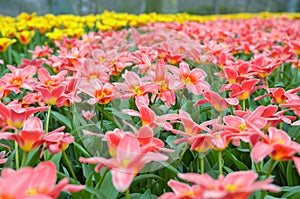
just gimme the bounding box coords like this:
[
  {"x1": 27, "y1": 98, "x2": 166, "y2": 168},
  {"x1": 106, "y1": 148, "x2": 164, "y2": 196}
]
[
  {"x1": 80, "y1": 134, "x2": 168, "y2": 192},
  {"x1": 220, "y1": 79, "x2": 262, "y2": 100},
  {"x1": 194, "y1": 91, "x2": 239, "y2": 112},
  {"x1": 114, "y1": 70, "x2": 159, "y2": 99},
  {"x1": 160, "y1": 171, "x2": 280, "y2": 199},
  {"x1": 10, "y1": 117, "x2": 45, "y2": 152},
  {"x1": 0, "y1": 161, "x2": 84, "y2": 198},
  {"x1": 251, "y1": 127, "x2": 300, "y2": 163},
  {"x1": 169, "y1": 62, "x2": 210, "y2": 95},
  {"x1": 0, "y1": 101, "x2": 48, "y2": 129},
  {"x1": 81, "y1": 109, "x2": 96, "y2": 120},
  {"x1": 78, "y1": 78, "x2": 116, "y2": 105}
]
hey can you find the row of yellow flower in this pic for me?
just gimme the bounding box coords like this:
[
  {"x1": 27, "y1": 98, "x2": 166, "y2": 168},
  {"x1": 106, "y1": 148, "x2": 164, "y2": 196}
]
[{"x1": 1, "y1": 11, "x2": 300, "y2": 52}]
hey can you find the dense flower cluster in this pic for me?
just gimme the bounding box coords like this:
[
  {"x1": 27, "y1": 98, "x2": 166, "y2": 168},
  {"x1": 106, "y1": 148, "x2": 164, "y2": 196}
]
[{"x1": 0, "y1": 12, "x2": 300, "y2": 198}]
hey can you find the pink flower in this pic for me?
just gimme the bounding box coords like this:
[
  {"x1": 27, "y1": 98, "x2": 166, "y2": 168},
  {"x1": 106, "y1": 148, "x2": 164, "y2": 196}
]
[
  {"x1": 80, "y1": 134, "x2": 168, "y2": 192},
  {"x1": 44, "y1": 130, "x2": 74, "y2": 154},
  {"x1": 37, "y1": 68, "x2": 67, "y2": 89},
  {"x1": 36, "y1": 85, "x2": 68, "y2": 107},
  {"x1": 160, "y1": 171, "x2": 280, "y2": 199},
  {"x1": 150, "y1": 59, "x2": 176, "y2": 108},
  {"x1": 78, "y1": 78, "x2": 116, "y2": 105},
  {"x1": 122, "y1": 104, "x2": 177, "y2": 130},
  {"x1": 1, "y1": 65, "x2": 37, "y2": 94},
  {"x1": 77, "y1": 59, "x2": 109, "y2": 83},
  {"x1": 158, "y1": 180, "x2": 202, "y2": 199},
  {"x1": 8, "y1": 117, "x2": 45, "y2": 152},
  {"x1": 251, "y1": 127, "x2": 300, "y2": 163},
  {"x1": 169, "y1": 62, "x2": 210, "y2": 95},
  {"x1": 28, "y1": 45, "x2": 53, "y2": 59},
  {"x1": 280, "y1": 98, "x2": 300, "y2": 116},
  {"x1": 194, "y1": 91, "x2": 239, "y2": 112},
  {"x1": 0, "y1": 101, "x2": 48, "y2": 129},
  {"x1": 114, "y1": 70, "x2": 159, "y2": 99},
  {"x1": 220, "y1": 79, "x2": 262, "y2": 100},
  {"x1": 0, "y1": 161, "x2": 84, "y2": 198},
  {"x1": 81, "y1": 109, "x2": 96, "y2": 120}
]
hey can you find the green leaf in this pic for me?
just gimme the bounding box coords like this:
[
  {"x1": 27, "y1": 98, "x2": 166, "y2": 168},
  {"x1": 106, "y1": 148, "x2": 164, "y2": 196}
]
[
  {"x1": 223, "y1": 149, "x2": 249, "y2": 170},
  {"x1": 85, "y1": 187, "x2": 107, "y2": 199},
  {"x1": 132, "y1": 174, "x2": 164, "y2": 185},
  {"x1": 265, "y1": 195, "x2": 286, "y2": 199},
  {"x1": 51, "y1": 111, "x2": 72, "y2": 130},
  {"x1": 3, "y1": 150, "x2": 15, "y2": 168},
  {"x1": 100, "y1": 171, "x2": 119, "y2": 199},
  {"x1": 140, "y1": 189, "x2": 157, "y2": 199},
  {"x1": 50, "y1": 152, "x2": 62, "y2": 171}
]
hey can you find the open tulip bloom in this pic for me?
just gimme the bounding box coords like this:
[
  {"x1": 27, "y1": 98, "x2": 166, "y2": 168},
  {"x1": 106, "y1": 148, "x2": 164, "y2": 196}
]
[{"x1": 1, "y1": 11, "x2": 300, "y2": 199}]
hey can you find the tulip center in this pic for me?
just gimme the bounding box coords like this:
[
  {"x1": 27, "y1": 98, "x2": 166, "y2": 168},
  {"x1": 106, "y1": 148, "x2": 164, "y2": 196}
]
[
  {"x1": 239, "y1": 123, "x2": 246, "y2": 132},
  {"x1": 225, "y1": 184, "x2": 237, "y2": 192},
  {"x1": 132, "y1": 86, "x2": 143, "y2": 96},
  {"x1": 26, "y1": 189, "x2": 37, "y2": 195}
]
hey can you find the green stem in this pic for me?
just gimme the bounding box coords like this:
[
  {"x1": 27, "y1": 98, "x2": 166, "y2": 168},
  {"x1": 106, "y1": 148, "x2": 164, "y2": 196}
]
[
  {"x1": 62, "y1": 150, "x2": 77, "y2": 181},
  {"x1": 229, "y1": 104, "x2": 234, "y2": 115},
  {"x1": 21, "y1": 151, "x2": 28, "y2": 167},
  {"x1": 242, "y1": 100, "x2": 246, "y2": 112},
  {"x1": 100, "y1": 105, "x2": 104, "y2": 131},
  {"x1": 176, "y1": 143, "x2": 189, "y2": 169},
  {"x1": 219, "y1": 111, "x2": 223, "y2": 125},
  {"x1": 177, "y1": 89, "x2": 184, "y2": 108},
  {"x1": 218, "y1": 150, "x2": 223, "y2": 175},
  {"x1": 14, "y1": 141, "x2": 19, "y2": 170},
  {"x1": 125, "y1": 188, "x2": 130, "y2": 199},
  {"x1": 266, "y1": 159, "x2": 276, "y2": 178},
  {"x1": 279, "y1": 122, "x2": 283, "y2": 130},
  {"x1": 67, "y1": 106, "x2": 75, "y2": 131},
  {"x1": 295, "y1": 61, "x2": 298, "y2": 83},
  {"x1": 92, "y1": 167, "x2": 109, "y2": 199},
  {"x1": 7, "y1": 46, "x2": 12, "y2": 64},
  {"x1": 200, "y1": 154, "x2": 205, "y2": 174},
  {"x1": 280, "y1": 64, "x2": 284, "y2": 82},
  {"x1": 45, "y1": 105, "x2": 52, "y2": 134},
  {"x1": 248, "y1": 143, "x2": 260, "y2": 172}
]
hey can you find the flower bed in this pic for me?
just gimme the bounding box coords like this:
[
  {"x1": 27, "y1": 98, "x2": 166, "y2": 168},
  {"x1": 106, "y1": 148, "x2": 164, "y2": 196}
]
[{"x1": 0, "y1": 11, "x2": 300, "y2": 198}]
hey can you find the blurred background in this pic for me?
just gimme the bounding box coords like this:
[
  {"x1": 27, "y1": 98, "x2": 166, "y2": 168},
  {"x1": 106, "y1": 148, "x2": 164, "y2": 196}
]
[{"x1": 0, "y1": 0, "x2": 300, "y2": 16}]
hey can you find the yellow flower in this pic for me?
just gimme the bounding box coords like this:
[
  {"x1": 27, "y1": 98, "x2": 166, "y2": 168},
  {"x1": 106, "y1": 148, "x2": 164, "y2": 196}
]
[
  {"x1": 0, "y1": 38, "x2": 16, "y2": 52},
  {"x1": 1, "y1": 27, "x2": 17, "y2": 38},
  {"x1": 45, "y1": 28, "x2": 63, "y2": 42},
  {"x1": 17, "y1": 12, "x2": 37, "y2": 21},
  {"x1": 16, "y1": 30, "x2": 35, "y2": 45}
]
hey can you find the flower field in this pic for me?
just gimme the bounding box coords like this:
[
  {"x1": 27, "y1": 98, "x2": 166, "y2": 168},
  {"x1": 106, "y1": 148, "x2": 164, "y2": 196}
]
[{"x1": 1, "y1": 11, "x2": 300, "y2": 198}]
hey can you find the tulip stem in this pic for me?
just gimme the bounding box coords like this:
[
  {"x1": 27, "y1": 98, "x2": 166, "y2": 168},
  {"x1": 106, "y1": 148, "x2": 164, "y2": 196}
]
[
  {"x1": 176, "y1": 143, "x2": 189, "y2": 169},
  {"x1": 266, "y1": 159, "x2": 276, "y2": 178},
  {"x1": 67, "y1": 106, "x2": 75, "y2": 131},
  {"x1": 125, "y1": 188, "x2": 130, "y2": 199},
  {"x1": 200, "y1": 154, "x2": 205, "y2": 174},
  {"x1": 45, "y1": 105, "x2": 52, "y2": 134},
  {"x1": 62, "y1": 150, "x2": 77, "y2": 181},
  {"x1": 218, "y1": 150, "x2": 223, "y2": 175},
  {"x1": 100, "y1": 105, "x2": 104, "y2": 132},
  {"x1": 242, "y1": 100, "x2": 246, "y2": 111},
  {"x1": 219, "y1": 111, "x2": 223, "y2": 124},
  {"x1": 95, "y1": 167, "x2": 109, "y2": 189},
  {"x1": 177, "y1": 89, "x2": 184, "y2": 108},
  {"x1": 14, "y1": 141, "x2": 19, "y2": 170},
  {"x1": 92, "y1": 167, "x2": 109, "y2": 199},
  {"x1": 21, "y1": 151, "x2": 28, "y2": 167},
  {"x1": 8, "y1": 46, "x2": 12, "y2": 64},
  {"x1": 295, "y1": 67, "x2": 298, "y2": 83}
]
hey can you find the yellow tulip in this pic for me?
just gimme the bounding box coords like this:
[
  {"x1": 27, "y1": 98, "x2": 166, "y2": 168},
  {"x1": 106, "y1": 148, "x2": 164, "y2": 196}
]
[
  {"x1": 16, "y1": 30, "x2": 35, "y2": 45},
  {"x1": 0, "y1": 38, "x2": 16, "y2": 52}
]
